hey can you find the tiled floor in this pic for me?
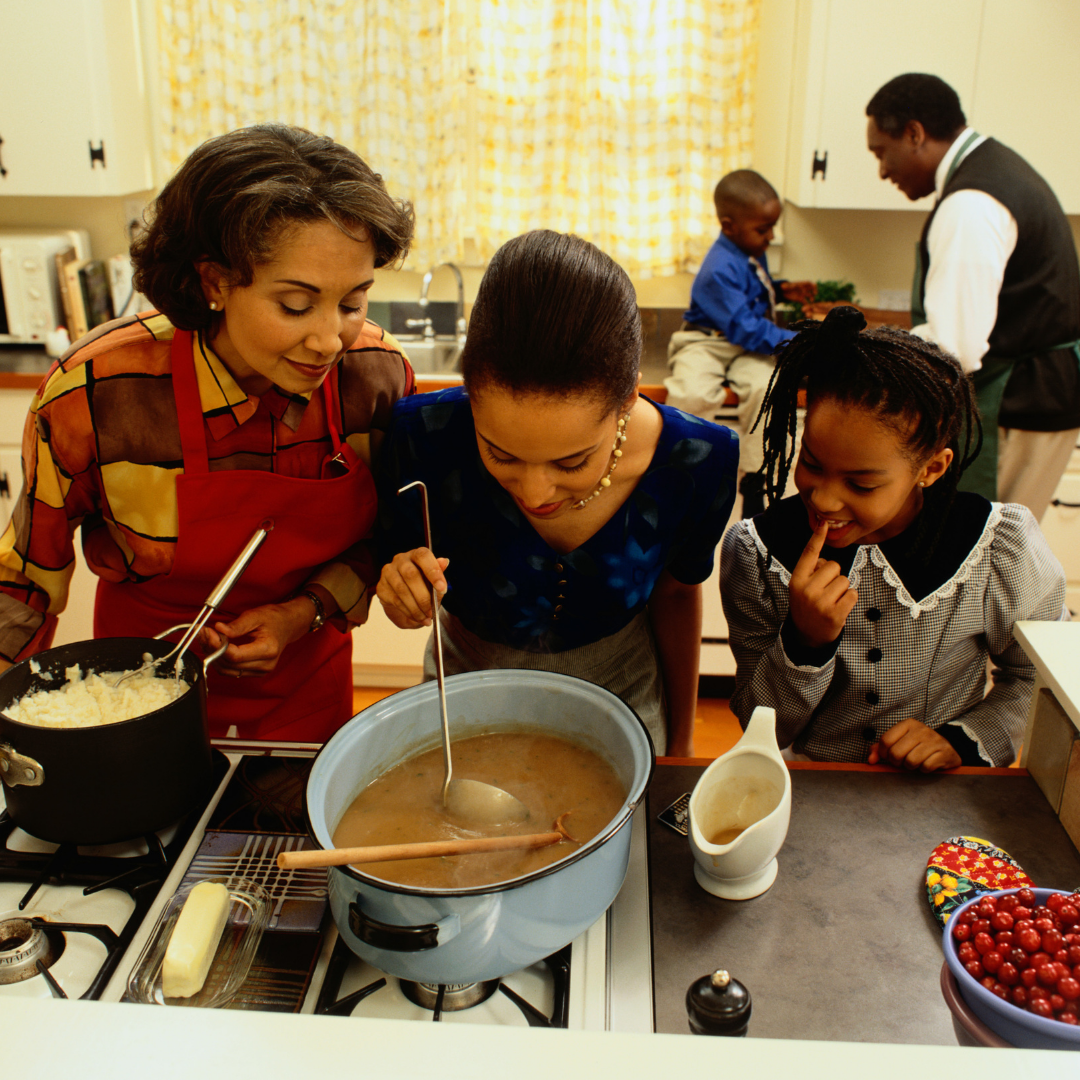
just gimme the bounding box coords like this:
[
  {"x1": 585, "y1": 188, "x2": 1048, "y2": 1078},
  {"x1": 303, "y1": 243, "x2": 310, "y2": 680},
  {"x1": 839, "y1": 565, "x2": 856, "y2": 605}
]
[{"x1": 351, "y1": 686, "x2": 742, "y2": 759}]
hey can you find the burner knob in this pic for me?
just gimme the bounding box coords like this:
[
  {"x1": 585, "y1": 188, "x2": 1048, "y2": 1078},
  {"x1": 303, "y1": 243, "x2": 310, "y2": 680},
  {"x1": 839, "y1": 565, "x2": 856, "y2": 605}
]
[{"x1": 686, "y1": 969, "x2": 751, "y2": 1036}]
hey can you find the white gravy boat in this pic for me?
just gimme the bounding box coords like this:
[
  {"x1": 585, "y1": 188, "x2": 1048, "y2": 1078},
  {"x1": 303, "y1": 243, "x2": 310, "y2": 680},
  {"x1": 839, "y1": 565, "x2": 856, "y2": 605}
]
[{"x1": 688, "y1": 705, "x2": 792, "y2": 899}]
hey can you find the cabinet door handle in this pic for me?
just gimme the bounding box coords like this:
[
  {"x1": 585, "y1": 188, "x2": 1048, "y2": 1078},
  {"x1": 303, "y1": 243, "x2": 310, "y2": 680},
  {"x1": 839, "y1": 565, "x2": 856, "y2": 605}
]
[
  {"x1": 89, "y1": 141, "x2": 106, "y2": 169},
  {"x1": 1051, "y1": 498, "x2": 1080, "y2": 509},
  {"x1": 811, "y1": 150, "x2": 827, "y2": 180},
  {"x1": 0, "y1": 473, "x2": 8, "y2": 498},
  {"x1": 0, "y1": 135, "x2": 7, "y2": 178}
]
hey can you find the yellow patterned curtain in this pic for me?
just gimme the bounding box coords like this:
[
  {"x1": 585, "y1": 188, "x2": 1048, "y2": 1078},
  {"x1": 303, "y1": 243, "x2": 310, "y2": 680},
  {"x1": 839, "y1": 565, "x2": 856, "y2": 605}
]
[{"x1": 157, "y1": 0, "x2": 758, "y2": 276}]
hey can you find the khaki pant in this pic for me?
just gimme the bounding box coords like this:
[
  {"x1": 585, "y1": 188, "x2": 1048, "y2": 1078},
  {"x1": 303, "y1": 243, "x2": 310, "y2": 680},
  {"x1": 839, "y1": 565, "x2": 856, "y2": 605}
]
[
  {"x1": 998, "y1": 426, "x2": 1079, "y2": 522},
  {"x1": 664, "y1": 327, "x2": 774, "y2": 475}
]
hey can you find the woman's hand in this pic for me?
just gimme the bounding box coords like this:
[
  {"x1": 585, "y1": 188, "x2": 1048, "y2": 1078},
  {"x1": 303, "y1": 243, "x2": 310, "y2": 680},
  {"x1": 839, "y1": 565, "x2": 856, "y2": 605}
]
[
  {"x1": 376, "y1": 548, "x2": 450, "y2": 629},
  {"x1": 868, "y1": 718, "x2": 962, "y2": 772},
  {"x1": 788, "y1": 520, "x2": 858, "y2": 648},
  {"x1": 201, "y1": 591, "x2": 326, "y2": 677}
]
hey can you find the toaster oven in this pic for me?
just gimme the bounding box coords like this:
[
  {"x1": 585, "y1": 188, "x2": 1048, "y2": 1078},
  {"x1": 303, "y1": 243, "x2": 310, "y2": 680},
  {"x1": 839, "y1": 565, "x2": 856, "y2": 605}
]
[{"x1": 0, "y1": 228, "x2": 90, "y2": 344}]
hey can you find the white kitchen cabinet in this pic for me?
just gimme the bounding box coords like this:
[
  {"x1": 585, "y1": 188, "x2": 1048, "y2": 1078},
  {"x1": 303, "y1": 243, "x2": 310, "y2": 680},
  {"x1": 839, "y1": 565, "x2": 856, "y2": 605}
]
[
  {"x1": 351, "y1": 602, "x2": 426, "y2": 688},
  {"x1": 0, "y1": 0, "x2": 152, "y2": 196},
  {"x1": 968, "y1": 0, "x2": 1080, "y2": 214},
  {"x1": 756, "y1": 0, "x2": 1080, "y2": 212}
]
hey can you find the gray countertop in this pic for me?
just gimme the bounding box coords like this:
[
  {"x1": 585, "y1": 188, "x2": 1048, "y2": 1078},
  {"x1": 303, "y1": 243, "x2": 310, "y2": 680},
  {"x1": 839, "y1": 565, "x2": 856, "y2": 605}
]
[
  {"x1": 0, "y1": 342, "x2": 670, "y2": 385},
  {"x1": 647, "y1": 764, "x2": 1080, "y2": 1043},
  {"x1": 0, "y1": 344, "x2": 52, "y2": 376}
]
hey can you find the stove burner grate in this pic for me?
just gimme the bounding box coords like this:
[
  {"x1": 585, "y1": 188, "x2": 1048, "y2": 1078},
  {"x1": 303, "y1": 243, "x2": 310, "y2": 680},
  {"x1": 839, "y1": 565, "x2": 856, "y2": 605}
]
[
  {"x1": 315, "y1": 936, "x2": 572, "y2": 1027},
  {"x1": 0, "y1": 750, "x2": 231, "y2": 1000}
]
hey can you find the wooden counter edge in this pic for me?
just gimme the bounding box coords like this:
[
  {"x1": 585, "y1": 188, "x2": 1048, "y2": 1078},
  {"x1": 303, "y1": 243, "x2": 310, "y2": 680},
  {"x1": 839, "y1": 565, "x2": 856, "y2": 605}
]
[
  {"x1": 0, "y1": 372, "x2": 47, "y2": 390},
  {"x1": 658, "y1": 756, "x2": 1027, "y2": 776}
]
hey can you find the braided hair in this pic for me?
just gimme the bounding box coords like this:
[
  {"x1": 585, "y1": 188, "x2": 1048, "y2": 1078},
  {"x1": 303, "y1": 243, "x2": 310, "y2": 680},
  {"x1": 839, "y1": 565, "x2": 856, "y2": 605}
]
[{"x1": 754, "y1": 305, "x2": 982, "y2": 559}]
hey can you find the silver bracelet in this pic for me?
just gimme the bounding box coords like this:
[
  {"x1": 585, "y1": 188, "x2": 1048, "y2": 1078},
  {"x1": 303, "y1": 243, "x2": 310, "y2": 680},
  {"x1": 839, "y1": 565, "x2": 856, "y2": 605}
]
[{"x1": 299, "y1": 588, "x2": 326, "y2": 632}]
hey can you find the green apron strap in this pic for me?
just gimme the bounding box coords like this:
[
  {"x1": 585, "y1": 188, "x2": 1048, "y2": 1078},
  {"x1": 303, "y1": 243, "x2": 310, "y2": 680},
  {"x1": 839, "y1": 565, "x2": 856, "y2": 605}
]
[
  {"x1": 959, "y1": 340, "x2": 1080, "y2": 500},
  {"x1": 959, "y1": 355, "x2": 1014, "y2": 500},
  {"x1": 910, "y1": 131, "x2": 981, "y2": 329}
]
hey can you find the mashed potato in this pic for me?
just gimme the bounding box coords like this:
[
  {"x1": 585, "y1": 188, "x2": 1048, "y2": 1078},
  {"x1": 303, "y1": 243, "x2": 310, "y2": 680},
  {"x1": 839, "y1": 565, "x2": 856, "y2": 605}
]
[{"x1": 6, "y1": 664, "x2": 190, "y2": 728}]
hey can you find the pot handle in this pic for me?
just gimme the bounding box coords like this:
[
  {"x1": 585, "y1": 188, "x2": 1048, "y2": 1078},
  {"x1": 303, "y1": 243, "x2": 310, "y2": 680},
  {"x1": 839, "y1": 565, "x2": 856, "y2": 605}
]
[
  {"x1": 155, "y1": 625, "x2": 228, "y2": 673},
  {"x1": 348, "y1": 902, "x2": 461, "y2": 952},
  {"x1": 0, "y1": 743, "x2": 45, "y2": 788}
]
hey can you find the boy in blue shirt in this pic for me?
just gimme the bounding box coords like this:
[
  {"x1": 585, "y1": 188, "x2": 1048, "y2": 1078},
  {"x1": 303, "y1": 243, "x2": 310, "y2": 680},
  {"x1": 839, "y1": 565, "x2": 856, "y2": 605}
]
[{"x1": 665, "y1": 170, "x2": 813, "y2": 515}]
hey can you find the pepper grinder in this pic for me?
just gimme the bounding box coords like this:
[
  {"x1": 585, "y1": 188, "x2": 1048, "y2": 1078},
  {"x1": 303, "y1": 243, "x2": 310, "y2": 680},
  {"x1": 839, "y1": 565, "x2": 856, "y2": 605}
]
[{"x1": 686, "y1": 969, "x2": 751, "y2": 1036}]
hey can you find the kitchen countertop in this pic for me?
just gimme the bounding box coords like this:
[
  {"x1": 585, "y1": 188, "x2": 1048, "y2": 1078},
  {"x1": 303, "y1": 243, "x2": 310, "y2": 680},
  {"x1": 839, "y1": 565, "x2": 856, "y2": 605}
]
[
  {"x1": 0, "y1": 345, "x2": 52, "y2": 389},
  {"x1": 14, "y1": 995, "x2": 1073, "y2": 1079},
  {"x1": 7, "y1": 761, "x2": 1079, "y2": 1075},
  {"x1": 647, "y1": 762, "x2": 1080, "y2": 1042},
  {"x1": 1015, "y1": 620, "x2": 1080, "y2": 734}
]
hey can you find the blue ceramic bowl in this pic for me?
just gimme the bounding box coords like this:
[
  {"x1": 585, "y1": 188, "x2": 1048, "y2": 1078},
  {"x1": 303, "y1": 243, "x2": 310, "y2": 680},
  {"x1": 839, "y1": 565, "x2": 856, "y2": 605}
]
[{"x1": 942, "y1": 887, "x2": 1080, "y2": 1051}]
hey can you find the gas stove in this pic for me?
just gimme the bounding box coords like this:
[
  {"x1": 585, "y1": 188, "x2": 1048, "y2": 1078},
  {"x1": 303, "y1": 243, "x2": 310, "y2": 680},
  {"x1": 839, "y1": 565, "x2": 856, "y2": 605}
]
[{"x1": 0, "y1": 742, "x2": 653, "y2": 1031}]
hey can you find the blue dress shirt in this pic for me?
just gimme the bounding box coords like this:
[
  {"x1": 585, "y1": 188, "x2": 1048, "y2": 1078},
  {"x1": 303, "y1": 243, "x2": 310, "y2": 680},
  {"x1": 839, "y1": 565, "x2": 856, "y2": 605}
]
[
  {"x1": 377, "y1": 388, "x2": 738, "y2": 653},
  {"x1": 683, "y1": 233, "x2": 795, "y2": 355}
]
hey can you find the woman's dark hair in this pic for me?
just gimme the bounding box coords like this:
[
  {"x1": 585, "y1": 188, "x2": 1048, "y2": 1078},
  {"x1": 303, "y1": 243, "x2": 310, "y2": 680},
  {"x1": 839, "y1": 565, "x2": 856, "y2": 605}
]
[
  {"x1": 131, "y1": 124, "x2": 414, "y2": 331},
  {"x1": 460, "y1": 230, "x2": 642, "y2": 414},
  {"x1": 755, "y1": 305, "x2": 982, "y2": 558},
  {"x1": 866, "y1": 73, "x2": 967, "y2": 141}
]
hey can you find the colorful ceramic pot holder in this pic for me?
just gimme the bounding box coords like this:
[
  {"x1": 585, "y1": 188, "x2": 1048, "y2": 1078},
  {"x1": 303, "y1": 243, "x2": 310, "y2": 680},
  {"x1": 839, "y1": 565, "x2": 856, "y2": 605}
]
[{"x1": 926, "y1": 835, "x2": 1034, "y2": 927}]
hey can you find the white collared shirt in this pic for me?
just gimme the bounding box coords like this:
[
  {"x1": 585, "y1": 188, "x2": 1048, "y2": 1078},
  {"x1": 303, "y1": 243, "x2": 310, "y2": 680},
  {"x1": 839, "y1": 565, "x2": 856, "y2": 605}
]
[{"x1": 910, "y1": 127, "x2": 1018, "y2": 374}]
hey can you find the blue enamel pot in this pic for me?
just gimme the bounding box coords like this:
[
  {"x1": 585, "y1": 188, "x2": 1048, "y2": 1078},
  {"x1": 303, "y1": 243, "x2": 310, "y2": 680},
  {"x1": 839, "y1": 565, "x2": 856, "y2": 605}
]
[{"x1": 306, "y1": 669, "x2": 653, "y2": 984}]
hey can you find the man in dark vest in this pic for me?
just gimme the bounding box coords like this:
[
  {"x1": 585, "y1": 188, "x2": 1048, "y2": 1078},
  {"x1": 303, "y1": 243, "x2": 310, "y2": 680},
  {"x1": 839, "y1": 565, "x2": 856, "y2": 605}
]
[{"x1": 865, "y1": 73, "x2": 1080, "y2": 520}]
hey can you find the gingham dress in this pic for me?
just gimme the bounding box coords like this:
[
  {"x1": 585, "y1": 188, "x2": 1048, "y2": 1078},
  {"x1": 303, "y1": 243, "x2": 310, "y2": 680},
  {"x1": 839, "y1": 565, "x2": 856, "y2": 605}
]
[{"x1": 720, "y1": 494, "x2": 1068, "y2": 766}]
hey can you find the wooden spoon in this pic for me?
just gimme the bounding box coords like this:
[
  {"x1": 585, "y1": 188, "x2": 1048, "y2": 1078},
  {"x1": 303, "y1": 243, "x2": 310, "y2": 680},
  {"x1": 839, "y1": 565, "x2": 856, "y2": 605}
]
[{"x1": 279, "y1": 815, "x2": 577, "y2": 869}]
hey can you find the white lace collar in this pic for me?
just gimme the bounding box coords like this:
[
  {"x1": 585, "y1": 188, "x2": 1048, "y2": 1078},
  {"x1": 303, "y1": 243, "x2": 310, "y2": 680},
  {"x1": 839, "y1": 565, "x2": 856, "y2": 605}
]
[{"x1": 747, "y1": 503, "x2": 1004, "y2": 620}]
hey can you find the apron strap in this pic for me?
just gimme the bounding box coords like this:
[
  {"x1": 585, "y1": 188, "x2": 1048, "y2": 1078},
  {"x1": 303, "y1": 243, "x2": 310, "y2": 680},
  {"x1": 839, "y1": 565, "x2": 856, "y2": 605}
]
[
  {"x1": 170, "y1": 329, "x2": 210, "y2": 475},
  {"x1": 320, "y1": 366, "x2": 360, "y2": 470},
  {"x1": 172, "y1": 329, "x2": 360, "y2": 474}
]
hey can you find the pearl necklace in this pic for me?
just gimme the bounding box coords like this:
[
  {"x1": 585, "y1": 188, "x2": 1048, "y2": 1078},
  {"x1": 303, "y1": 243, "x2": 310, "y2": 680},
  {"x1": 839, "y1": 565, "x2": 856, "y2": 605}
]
[{"x1": 571, "y1": 413, "x2": 629, "y2": 510}]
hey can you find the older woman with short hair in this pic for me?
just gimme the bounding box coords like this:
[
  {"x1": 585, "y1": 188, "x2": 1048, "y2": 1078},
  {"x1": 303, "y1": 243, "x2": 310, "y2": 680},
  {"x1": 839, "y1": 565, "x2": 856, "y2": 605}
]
[{"x1": 0, "y1": 124, "x2": 414, "y2": 742}]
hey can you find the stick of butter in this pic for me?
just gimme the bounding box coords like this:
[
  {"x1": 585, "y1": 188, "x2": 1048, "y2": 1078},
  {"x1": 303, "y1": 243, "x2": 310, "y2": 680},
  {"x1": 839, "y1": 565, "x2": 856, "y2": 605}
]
[{"x1": 162, "y1": 881, "x2": 231, "y2": 999}]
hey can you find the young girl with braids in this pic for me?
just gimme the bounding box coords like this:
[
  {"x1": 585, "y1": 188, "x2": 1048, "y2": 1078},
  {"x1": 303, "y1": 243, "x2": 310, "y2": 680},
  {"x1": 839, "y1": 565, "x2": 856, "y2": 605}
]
[{"x1": 721, "y1": 305, "x2": 1067, "y2": 770}]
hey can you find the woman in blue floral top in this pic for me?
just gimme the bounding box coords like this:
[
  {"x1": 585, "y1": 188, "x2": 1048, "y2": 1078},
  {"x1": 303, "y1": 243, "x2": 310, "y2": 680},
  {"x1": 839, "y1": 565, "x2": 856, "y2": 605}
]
[{"x1": 376, "y1": 231, "x2": 738, "y2": 754}]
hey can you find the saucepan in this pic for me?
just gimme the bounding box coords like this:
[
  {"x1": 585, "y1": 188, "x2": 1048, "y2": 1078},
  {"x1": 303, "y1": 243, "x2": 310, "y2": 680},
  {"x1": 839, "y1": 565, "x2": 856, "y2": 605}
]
[
  {"x1": 0, "y1": 636, "x2": 217, "y2": 845},
  {"x1": 0, "y1": 525, "x2": 272, "y2": 845},
  {"x1": 306, "y1": 669, "x2": 654, "y2": 985}
]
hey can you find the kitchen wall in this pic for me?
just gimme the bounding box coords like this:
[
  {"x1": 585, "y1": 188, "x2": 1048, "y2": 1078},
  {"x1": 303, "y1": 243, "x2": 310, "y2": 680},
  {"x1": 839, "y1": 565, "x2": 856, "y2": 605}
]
[{"x1": 3, "y1": 2, "x2": 1080, "y2": 315}]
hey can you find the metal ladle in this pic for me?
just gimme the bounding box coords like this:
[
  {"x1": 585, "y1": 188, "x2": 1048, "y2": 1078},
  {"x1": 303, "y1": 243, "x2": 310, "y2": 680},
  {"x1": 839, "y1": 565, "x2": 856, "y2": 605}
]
[{"x1": 398, "y1": 481, "x2": 529, "y2": 827}]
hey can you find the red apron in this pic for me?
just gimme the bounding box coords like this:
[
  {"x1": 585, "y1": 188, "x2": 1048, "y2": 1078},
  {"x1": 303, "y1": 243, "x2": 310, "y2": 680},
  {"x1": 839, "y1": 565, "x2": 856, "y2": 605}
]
[{"x1": 94, "y1": 330, "x2": 378, "y2": 742}]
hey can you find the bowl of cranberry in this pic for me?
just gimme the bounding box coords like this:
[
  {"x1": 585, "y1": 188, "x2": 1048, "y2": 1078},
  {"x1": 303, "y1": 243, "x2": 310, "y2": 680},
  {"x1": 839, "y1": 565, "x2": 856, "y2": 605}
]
[{"x1": 943, "y1": 887, "x2": 1080, "y2": 1050}]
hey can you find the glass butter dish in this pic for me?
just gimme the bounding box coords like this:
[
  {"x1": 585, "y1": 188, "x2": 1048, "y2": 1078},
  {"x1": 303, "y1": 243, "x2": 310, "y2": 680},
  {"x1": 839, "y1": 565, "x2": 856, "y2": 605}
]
[{"x1": 127, "y1": 876, "x2": 270, "y2": 1007}]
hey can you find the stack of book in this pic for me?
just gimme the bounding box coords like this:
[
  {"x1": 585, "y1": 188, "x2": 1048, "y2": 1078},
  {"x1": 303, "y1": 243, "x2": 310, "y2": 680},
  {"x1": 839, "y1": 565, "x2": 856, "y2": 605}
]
[{"x1": 55, "y1": 250, "x2": 115, "y2": 342}]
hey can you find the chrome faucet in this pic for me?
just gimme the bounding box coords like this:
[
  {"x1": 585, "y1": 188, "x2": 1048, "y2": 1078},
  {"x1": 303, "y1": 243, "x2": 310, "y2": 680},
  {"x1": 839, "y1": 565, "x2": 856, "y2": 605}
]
[{"x1": 419, "y1": 263, "x2": 467, "y2": 341}]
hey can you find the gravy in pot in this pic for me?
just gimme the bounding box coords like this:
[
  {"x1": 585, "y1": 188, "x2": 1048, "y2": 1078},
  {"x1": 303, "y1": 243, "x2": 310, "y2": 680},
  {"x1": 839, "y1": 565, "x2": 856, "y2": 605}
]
[{"x1": 332, "y1": 731, "x2": 627, "y2": 889}]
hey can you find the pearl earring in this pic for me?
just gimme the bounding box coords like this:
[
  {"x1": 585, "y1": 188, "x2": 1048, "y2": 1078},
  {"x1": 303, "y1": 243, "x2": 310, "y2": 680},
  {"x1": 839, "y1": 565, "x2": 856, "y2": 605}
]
[
  {"x1": 209, "y1": 301, "x2": 218, "y2": 311},
  {"x1": 918, "y1": 481, "x2": 926, "y2": 487}
]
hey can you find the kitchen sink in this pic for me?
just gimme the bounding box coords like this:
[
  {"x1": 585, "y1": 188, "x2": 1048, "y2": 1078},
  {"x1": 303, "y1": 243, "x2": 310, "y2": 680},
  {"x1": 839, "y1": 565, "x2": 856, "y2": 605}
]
[{"x1": 393, "y1": 335, "x2": 463, "y2": 374}]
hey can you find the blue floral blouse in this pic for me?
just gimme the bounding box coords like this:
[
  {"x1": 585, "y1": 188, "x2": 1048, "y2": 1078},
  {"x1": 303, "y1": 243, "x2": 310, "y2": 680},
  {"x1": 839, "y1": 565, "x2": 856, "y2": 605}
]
[{"x1": 376, "y1": 387, "x2": 738, "y2": 652}]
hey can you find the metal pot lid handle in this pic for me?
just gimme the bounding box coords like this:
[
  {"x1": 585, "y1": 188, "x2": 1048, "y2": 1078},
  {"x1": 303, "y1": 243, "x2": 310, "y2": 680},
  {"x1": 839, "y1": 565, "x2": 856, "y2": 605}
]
[{"x1": 0, "y1": 743, "x2": 45, "y2": 787}]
